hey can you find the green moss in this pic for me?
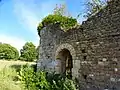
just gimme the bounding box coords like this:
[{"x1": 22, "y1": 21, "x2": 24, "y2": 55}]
[{"x1": 37, "y1": 14, "x2": 78, "y2": 36}]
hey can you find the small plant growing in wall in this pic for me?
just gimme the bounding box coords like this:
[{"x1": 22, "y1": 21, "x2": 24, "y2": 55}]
[{"x1": 84, "y1": 0, "x2": 107, "y2": 18}]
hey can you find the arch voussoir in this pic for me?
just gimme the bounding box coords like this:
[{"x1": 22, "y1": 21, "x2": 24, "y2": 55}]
[{"x1": 55, "y1": 43, "x2": 76, "y2": 58}]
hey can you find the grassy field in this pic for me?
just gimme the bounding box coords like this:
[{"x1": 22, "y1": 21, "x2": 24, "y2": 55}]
[
  {"x1": 0, "y1": 60, "x2": 36, "y2": 69},
  {"x1": 0, "y1": 60, "x2": 36, "y2": 90}
]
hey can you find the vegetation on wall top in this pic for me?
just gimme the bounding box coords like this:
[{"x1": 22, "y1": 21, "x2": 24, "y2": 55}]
[
  {"x1": 37, "y1": 4, "x2": 78, "y2": 36},
  {"x1": 37, "y1": 15, "x2": 77, "y2": 35},
  {"x1": 37, "y1": 0, "x2": 107, "y2": 36}
]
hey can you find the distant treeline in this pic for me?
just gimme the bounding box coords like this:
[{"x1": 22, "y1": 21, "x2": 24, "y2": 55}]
[{"x1": 0, "y1": 42, "x2": 39, "y2": 62}]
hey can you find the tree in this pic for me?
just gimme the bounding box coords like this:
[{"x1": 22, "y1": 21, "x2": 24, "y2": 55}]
[
  {"x1": 0, "y1": 43, "x2": 19, "y2": 60},
  {"x1": 20, "y1": 42, "x2": 37, "y2": 62},
  {"x1": 53, "y1": 4, "x2": 71, "y2": 17},
  {"x1": 54, "y1": 4, "x2": 66, "y2": 16},
  {"x1": 84, "y1": 0, "x2": 107, "y2": 18}
]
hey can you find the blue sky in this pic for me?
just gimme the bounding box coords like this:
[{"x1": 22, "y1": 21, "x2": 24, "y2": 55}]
[{"x1": 0, "y1": 0, "x2": 87, "y2": 50}]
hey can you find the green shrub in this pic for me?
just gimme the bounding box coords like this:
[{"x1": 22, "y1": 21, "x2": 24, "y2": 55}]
[
  {"x1": 19, "y1": 64, "x2": 77, "y2": 90},
  {"x1": 19, "y1": 64, "x2": 50, "y2": 90},
  {"x1": 46, "y1": 72, "x2": 76, "y2": 90},
  {"x1": 63, "y1": 78, "x2": 76, "y2": 90},
  {"x1": 0, "y1": 43, "x2": 19, "y2": 60}
]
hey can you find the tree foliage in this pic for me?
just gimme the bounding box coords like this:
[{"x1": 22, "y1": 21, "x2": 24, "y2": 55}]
[
  {"x1": 37, "y1": 4, "x2": 78, "y2": 36},
  {"x1": 85, "y1": 0, "x2": 107, "y2": 18},
  {"x1": 19, "y1": 42, "x2": 37, "y2": 62},
  {"x1": 0, "y1": 43, "x2": 19, "y2": 60},
  {"x1": 54, "y1": 4, "x2": 66, "y2": 16},
  {"x1": 53, "y1": 4, "x2": 70, "y2": 16}
]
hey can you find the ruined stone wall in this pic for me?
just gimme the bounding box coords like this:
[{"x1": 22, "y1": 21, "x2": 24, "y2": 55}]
[
  {"x1": 37, "y1": 25, "x2": 64, "y2": 71},
  {"x1": 77, "y1": 1, "x2": 120, "y2": 89},
  {"x1": 37, "y1": 0, "x2": 120, "y2": 89}
]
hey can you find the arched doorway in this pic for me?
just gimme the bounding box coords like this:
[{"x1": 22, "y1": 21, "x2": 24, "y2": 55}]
[{"x1": 56, "y1": 49, "x2": 73, "y2": 79}]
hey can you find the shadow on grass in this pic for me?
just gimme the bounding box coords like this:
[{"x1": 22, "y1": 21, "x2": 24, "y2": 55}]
[
  {"x1": 10, "y1": 64, "x2": 22, "y2": 72},
  {"x1": 10, "y1": 64, "x2": 37, "y2": 72}
]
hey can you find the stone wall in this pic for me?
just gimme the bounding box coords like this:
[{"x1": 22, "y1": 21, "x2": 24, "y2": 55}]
[{"x1": 37, "y1": 0, "x2": 120, "y2": 89}]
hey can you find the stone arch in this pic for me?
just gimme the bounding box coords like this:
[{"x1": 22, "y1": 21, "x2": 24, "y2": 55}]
[
  {"x1": 55, "y1": 43, "x2": 76, "y2": 58},
  {"x1": 55, "y1": 43, "x2": 76, "y2": 78}
]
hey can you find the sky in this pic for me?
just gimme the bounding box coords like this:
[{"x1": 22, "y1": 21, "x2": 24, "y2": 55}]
[{"x1": 0, "y1": 0, "x2": 87, "y2": 51}]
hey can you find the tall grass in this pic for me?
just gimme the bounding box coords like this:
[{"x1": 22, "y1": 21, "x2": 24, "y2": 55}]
[
  {"x1": 0, "y1": 60, "x2": 36, "y2": 90},
  {"x1": 0, "y1": 67, "x2": 23, "y2": 90}
]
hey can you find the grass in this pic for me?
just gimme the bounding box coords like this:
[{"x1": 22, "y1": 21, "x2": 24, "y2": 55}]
[
  {"x1": 0, "y1": 60, "x2": 36, "y2": 70},
  {"x1": 0, "y1": 60, "x2": 36, "y2": 90},
  {"x1": 0, "y1": 68, "x2": 22, "y2": 90}
]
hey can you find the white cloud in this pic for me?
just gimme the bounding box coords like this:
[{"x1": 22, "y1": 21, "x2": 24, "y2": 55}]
[
  {"x1": 13, "y1": 0, "x2": 40, "y2": 35},
  {"x1": 13, "y1": 0, "x2": 65, "y2": 35},
  {"x1": 0, "y1": 34, "x2": 26, "y2": 51}
]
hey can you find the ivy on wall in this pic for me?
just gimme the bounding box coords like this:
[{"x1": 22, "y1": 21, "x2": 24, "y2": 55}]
[{"x1": 37, "y1": 14, "x2": 78, "y2": 36}]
